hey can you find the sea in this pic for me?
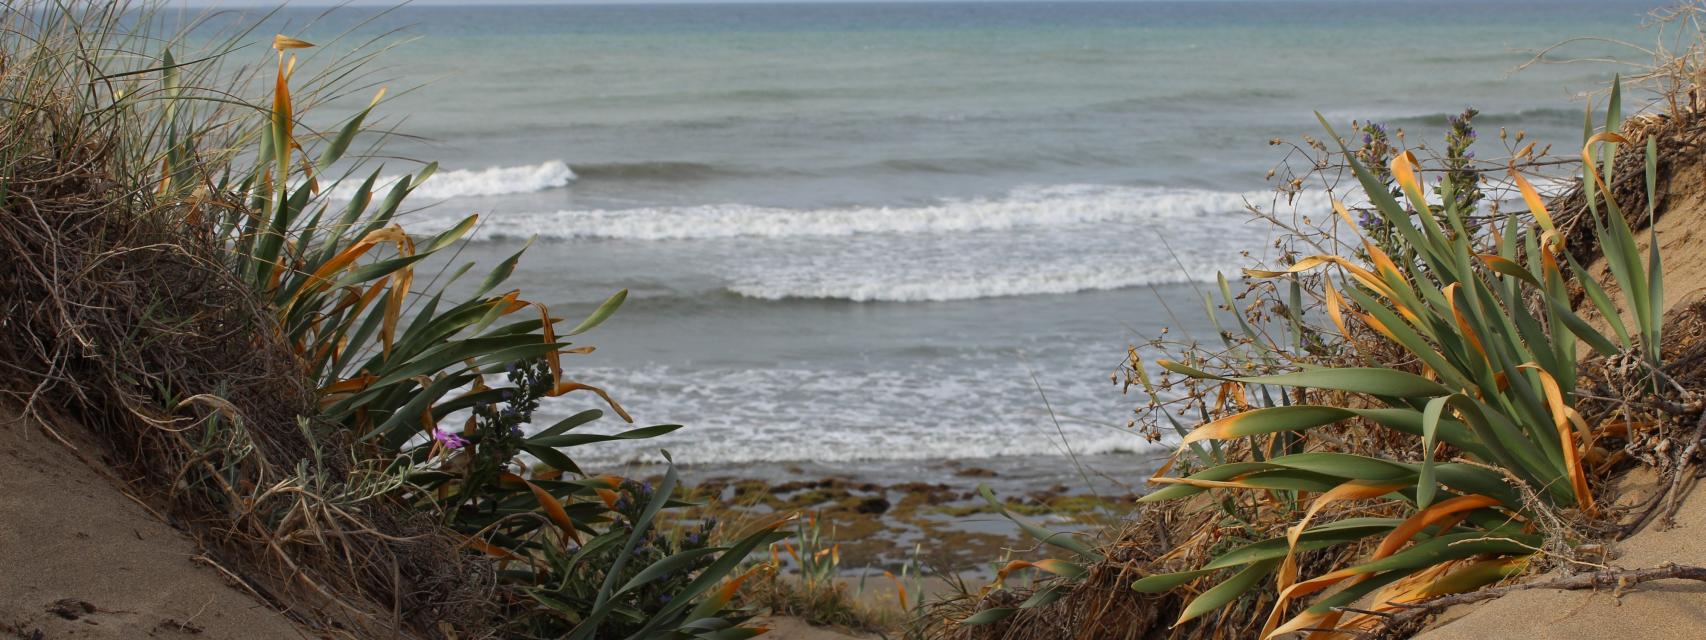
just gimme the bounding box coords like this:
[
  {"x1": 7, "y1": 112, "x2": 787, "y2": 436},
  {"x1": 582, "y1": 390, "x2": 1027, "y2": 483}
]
[{"x1": 200, "y1": 0, "x2": 1661, "y2": 484}]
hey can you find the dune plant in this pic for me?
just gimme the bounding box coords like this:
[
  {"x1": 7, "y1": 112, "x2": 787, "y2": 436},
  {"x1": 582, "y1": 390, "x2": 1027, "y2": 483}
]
[
  {"x1": 1130, "y1": 80, "x2": 1666, "y2": 636},
  {"x1": 213, "y1": 33, "x2": 793, "y2": 640},
  {"x1": 0, "y1": 2, "x2": 788, "y2": 636},
  {"x1": 749, "y1": 515, "x2": 864, "y2": 627},
  {"x1": 744, "y1": 513, "x2": 929, "y2": 634}
]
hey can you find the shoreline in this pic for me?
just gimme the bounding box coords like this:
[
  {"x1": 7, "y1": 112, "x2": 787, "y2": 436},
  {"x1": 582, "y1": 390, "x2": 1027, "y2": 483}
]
[{"x1": 614, "y1": 452, "x2": 1169, "y2": 575}]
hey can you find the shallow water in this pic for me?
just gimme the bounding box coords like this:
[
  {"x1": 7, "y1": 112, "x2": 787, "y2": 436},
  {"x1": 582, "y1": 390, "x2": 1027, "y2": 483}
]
[{"x1": 210, "y1": 1, "x2": 1659, "y2": 478}]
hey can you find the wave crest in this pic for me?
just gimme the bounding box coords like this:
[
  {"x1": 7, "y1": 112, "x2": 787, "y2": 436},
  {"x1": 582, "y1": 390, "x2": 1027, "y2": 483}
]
[
  {"x1": 569, "y1": 160, "x2": 759, "y2": 181},
  {"x1": 326, "y1": 160, "x2": 576, "y2": 201},
  {"x1": 456, "y1": 184, "x2": 1280, "y2": 241},
  {"x1": 727, "y1": 262, "x2": 1216, "y2": 302}
]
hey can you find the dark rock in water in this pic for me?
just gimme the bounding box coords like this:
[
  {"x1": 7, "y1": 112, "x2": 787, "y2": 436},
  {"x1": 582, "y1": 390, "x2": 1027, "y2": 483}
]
[
  {"x1": 953, "y1": 466, "x2": 998, "y2": 478},
  {"x1": 772, "y1": 478, "x2": 837, "y2": 493},
  {"x1": 892, "y1": 481, "x2": 950, "y2": 493},
  {"x1": 853, "y1": 496, "x2": 890, "y2": 514}
]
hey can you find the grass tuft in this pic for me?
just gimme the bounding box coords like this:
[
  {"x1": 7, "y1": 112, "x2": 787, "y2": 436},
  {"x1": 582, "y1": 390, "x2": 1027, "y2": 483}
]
[{"x1": 0, "y1": 2, "x2": 789, "y2": 638}]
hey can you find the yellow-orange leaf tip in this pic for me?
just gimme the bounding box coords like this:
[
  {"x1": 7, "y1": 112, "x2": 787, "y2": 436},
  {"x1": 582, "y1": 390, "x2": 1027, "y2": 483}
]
[{"x1": 273, "y1": 35, "x2": 315, "y2": 51}]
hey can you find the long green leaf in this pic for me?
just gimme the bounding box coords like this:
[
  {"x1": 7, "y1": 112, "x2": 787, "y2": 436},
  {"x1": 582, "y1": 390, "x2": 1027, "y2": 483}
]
[
  {"x1": 568, "y1": 289, "x2": 627, "y2": 336},
  {"x1": 1417, "y1": 395, "x2": 1449, "y2": 509},
  {"x1": 1176, "y1": 559, "x2": 1279, "y2": 625},
  {"x1": 1234, "y1": 368, "x2": 1449, "y2": 398}
]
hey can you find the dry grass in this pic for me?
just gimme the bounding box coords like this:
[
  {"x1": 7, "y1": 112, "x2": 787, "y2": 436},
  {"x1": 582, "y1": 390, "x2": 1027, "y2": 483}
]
[
  {"x1": 740, "y1": 576, "x2": 901, "y2": 633},
  {"x1": 0, "y1": 4, "x2": 494, "y2": 637}
]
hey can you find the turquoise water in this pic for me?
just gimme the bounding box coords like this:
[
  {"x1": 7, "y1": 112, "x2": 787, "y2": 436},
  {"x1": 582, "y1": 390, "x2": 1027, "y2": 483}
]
[{"x1": 223, "y1": 1, "x2": 1659, "y2": 470}]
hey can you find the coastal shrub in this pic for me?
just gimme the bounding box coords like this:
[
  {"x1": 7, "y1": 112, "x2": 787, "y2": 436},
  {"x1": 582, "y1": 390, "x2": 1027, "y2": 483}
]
[
  {"x1": 1128, "y1": 82, "x2": 1666, "y2": 636},
  {"x1": 1, "y1": 2, "x2": 787, "y2": 637},
  {"x1": 740, "y1": 513, "x2": 929, "y2": 634},
  {"x1": 949, "y1": 79, "x2": 1669, "y2": 637},
  {"x1": 0, "y1": 3, "x2": 494, "y2": 634},
  {"x1": 217, "y1": 27, "x2": 792, "y2": 640}
]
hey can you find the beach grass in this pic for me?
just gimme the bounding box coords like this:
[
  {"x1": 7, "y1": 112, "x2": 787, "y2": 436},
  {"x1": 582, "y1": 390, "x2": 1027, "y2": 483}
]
[
  {"x1": 733, "y1": 513, "x2": 920, "y2": 634},
  {"x1": 936, "y1": 60, "x2": 1706, "y2": 640},
  {"x1": 0, "y1": 2, "x2": 795, "y2": 637}
]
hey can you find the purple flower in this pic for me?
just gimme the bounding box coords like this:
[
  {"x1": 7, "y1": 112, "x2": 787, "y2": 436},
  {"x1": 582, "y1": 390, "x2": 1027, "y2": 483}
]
[{"x1": 433, "y1": 429, "x2": 469, "y2": 450}]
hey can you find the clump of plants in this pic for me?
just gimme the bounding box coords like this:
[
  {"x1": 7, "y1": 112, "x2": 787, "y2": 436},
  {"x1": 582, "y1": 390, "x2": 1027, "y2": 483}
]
[
  {"x1": 940, "y1": 75, "x2": 1694, "y2": 639},
  {"x1": 218, "y1": 24, "x2": 794, "y2": 640},
  {"x1": 739, "y1": 513, "x2": 930, "y2": 635},
  {"x1": 0, "y1": 2, "x2": 786, "y2": 638},
  {"x1": 1129, "y1": 94, "x2": 1662, "y2": 635}
]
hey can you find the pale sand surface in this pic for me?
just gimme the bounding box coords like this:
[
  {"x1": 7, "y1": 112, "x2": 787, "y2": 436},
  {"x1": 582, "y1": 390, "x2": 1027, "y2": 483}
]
[
  {"x1": 0, "y1": 405, "x2": 308, "y2": 639},
  {"x1": 1576, "y1": 159, "x2": 1706, "y2": 342},
  {"x1": 1419, "y1": 474, "x2": 1706, "y2": 639},
  {"x1": 754, "y1": 617, "x2": 882, "y2": 640}
]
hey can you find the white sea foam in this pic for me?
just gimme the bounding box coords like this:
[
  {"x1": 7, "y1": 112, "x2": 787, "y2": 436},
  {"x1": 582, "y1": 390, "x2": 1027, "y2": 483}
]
[
  {"x1": 326, "y1": 160, "x2": 576, "y2": 201},
  {"x1": 727, "y1": 260, "x2": 1225, "y2": 302},
  {"x1": 539, "y1": 361, "x2": 1172, "y2": 466},
  {"x1": 582, "y1": 430, "x2": 1165, "y2": 465},
  {"x1": 459, "y1": 184, "x2": 1292, "y2": 241}
]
